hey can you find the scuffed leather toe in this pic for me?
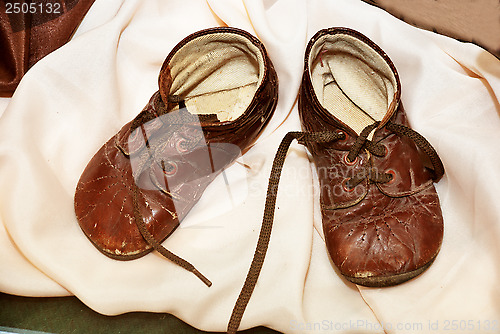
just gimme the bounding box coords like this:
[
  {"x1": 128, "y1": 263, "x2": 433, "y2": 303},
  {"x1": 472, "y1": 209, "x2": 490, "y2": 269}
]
[
  {"x1": 74, "y1": 27, "x2": 278, "y2": 261},
  {"x1": 324, "y1": 187, "x2": 443, "y2": 286},
  {"x1": 299, "y1": 27, "x2": 444, "y2": 286}
]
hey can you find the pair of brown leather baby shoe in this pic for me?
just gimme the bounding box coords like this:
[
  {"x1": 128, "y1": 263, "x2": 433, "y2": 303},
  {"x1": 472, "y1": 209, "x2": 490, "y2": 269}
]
[{"x1": 74, "y1": 27, "x2": 444, "y2": 332}]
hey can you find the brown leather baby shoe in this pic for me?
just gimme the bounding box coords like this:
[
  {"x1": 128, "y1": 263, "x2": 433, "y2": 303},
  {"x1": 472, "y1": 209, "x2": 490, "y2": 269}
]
[
  {"x1": 298, "y1": 27, "x2": 444, "y2": 287},
  {"x1": 74, "y1": 27, "x2": 278, "y2": 285},
  {"x1": 227, "y1": 27, "x2": 444, "y2": 333}
]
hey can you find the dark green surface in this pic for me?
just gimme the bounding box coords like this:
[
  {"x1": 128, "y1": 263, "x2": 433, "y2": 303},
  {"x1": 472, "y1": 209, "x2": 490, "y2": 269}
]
[{"x1": 0, "y1": 293, "x2": 280, "y2": 334}]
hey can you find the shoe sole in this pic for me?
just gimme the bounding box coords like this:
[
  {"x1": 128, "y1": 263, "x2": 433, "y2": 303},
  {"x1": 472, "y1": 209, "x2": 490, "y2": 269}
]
[{"x1": 343, "y1": 257, "x2": 436, "y2": 287}]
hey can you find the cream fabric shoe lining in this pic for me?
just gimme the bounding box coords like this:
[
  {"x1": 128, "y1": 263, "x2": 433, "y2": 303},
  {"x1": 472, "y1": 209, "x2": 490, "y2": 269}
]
[
  {"x1": 309, "y1": 33, "x2": 397, "y2": 134},
  {"x1": 169, "y1": 33, "x2": 265, "y2": 122}
]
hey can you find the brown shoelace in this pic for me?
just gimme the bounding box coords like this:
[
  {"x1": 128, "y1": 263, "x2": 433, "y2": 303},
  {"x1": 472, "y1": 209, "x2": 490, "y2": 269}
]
[
  {"x1": 227, "y1": 122, "x2": 444, "y2": 333},
  {"x1": 226, "y1": 131, "x2": 345, "y2": 334},
  {"x1": 344, "y1": 122, "x2": 444, "y2": 189},
  {"x1": 128, "y1": 99, "x2": 213, "y2": 287},
  {"x1": 132, "y1": 184, "x2": 212, "y2": 287}
]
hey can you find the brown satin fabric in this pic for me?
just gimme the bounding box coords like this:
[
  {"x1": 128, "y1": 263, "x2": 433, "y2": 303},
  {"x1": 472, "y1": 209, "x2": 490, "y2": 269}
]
[
  {"x1": 0, "y1": 0, "x2": 95, "y2": 97},
  {"x1": 299, "y1": 28, "x2": 444, "y2": 287}
]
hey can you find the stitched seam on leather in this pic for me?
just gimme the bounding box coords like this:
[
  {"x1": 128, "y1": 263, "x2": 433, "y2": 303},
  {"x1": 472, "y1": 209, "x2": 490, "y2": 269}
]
[
  {"x1": 320, "y1": 180, "x2": 369, "y2": 210},
  {"x1": 376, "y1": 179, "x2": 434, "y2": 198}
]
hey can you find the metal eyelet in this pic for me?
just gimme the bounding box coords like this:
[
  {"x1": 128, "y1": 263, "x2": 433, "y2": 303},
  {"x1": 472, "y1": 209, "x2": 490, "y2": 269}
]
[
  {"x1": 129, "y1": 127, "x2": 141, "y2": 142},
  {"x1": 383, "y1": 144, "x2": 389, "y2": 157},
  {"x1": 342, "y1": 178, "x2": 355, "y2": 192},
  {"x1": 124, "y1": 127, "x2": 146, "y2": 154},
  {"x1": 343, "y1": 152, "x2": 358, "y2": 166},
  {"x1": 162, "y1": 161, "x2": 177, "y2": 176},
  {"x1": 386, "y1": 169, "x2": 396, "y2": 184},
  {"x1": 336, "y1": 130, "x2": 348, "y2": 143},
  {"x1": 145, "y1": 115, "x2": 163, "y2": 131},
  {"x1": 176, "y1": 139, "x2": 189, "y2": 153}
]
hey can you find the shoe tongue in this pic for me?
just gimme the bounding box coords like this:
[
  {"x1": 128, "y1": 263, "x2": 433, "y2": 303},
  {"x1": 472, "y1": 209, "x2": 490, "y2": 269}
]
[
  {"x1": 158, "y1": 64, "x2": 222, "y2": 123},
  {"x1": 328, "y1": 58, "x2": 399, "y2": 133}
]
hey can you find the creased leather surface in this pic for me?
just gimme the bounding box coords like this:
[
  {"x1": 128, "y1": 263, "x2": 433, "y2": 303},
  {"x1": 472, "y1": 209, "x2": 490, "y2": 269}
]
[
  {"x1": 299, "y1": 28, "x2": 443, "y2": 282},
  {"x1": 75, "y1": 27, "x2": 278, "y2": 259},
  {"x1": 0, "y1": 0, "x2": 499, "y2": 333},
  {"x1": 325, "y1": 186, "x2": 443, "y2": 277},
  {"x1": 373, "y1": 108, "x2": 435, "y2": 197}
]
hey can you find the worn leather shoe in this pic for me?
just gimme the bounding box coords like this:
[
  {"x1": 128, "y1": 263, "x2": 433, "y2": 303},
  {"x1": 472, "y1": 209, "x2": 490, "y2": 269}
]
[
  {"x1": 298, "y1": 27, "x2": 445, "y2": 287},
  {"x1": 227, "y1": 27, "x2": 444, "y2": 334},
  {"x1": 74, "y1": 27, "x2": 278, "y2": 282}
]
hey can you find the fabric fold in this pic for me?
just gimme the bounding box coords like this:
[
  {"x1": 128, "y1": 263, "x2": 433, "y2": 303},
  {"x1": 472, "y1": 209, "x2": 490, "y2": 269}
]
[{"x1": 0, "y1": 0, "x2": 499, "y2": 333}]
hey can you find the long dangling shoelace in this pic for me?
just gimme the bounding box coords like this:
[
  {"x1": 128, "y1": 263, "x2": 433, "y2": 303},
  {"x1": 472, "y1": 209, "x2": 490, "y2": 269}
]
[
  {"x1": 132, "y1": 185, "x2": 212, "y2": 287},
  {"x1": 226, "y1": 131, "x2": 345, "y2": 334},
  {"x1": 128, "y1": 98, "x2": 214, "y2": 287},
  {"x1": 227, "y1": 122, "x2": 444, "y2": 333}
]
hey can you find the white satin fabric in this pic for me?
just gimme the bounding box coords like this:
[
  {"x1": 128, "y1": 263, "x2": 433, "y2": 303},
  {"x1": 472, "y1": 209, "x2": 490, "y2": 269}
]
[{"x1": 1, "y1": 0, "x2": 499, "y2": 333}]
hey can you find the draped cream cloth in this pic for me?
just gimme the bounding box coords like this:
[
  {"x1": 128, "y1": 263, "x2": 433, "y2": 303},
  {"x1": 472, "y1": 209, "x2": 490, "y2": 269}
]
[{"x1": 1, "y1": 0, "x2": 499, "y2": 333}]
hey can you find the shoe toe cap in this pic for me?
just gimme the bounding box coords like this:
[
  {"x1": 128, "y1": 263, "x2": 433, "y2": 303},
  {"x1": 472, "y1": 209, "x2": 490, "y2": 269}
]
[
  {"x1": 324, "y1": 193, "x2": 443, "y2": 286},
  {"x1": 74, "y1": 136, "x2": 179, "y2": 259}
]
